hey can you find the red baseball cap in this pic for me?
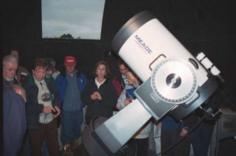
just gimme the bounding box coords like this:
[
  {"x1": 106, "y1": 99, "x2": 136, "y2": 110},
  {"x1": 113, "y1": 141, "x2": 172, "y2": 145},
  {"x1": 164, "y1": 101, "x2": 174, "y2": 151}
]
[{"x1": 64, "y1": 56, "x2": 77, "y2": 66}]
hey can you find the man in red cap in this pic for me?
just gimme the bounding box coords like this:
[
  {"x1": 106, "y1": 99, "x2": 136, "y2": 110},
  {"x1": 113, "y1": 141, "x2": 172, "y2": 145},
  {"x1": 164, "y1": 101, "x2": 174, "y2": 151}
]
[
  {"x1": 64, "y1": 56, "x2": 76, "y2": 70},
  {"x1": 55, "y1": 55, "x2": 88, "y2": 152}
]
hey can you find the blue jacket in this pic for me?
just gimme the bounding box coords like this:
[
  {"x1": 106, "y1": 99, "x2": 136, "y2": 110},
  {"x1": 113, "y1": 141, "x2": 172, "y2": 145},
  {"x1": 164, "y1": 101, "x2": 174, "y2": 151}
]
[
  {"x1": 55, "y1": 72, "x2": 87, "y2": 109},
  {"x1": 3, "y1": 80, "x2": 26, "y2": 156},
  {"x1": 161, "y1": 115, "x2": 184, "y2": 131}
]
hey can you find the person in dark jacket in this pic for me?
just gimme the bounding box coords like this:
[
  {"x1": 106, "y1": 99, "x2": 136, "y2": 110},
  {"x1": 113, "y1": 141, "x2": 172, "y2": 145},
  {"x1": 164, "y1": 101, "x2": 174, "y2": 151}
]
[
  {"x1": 3, "y1": 54, "x2": 27, "y2": 156},
  {"x1": 55, "y1": 56, "x2": 87, "y2": 151},
  {"x1": 24, "y1": 58, "x2": 61, "y2": 156},
  {"x1": 161, "y1": 115, "x2": 191, "y2": 156},
  {"x1": 82, "y1": 60, "x2": 117, "y2": 124}
]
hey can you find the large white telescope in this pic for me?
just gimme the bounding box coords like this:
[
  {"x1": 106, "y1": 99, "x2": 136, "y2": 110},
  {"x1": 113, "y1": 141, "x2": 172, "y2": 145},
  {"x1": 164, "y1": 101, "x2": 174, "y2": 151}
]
[{"x1": 86, "y1": 11, "x2": 221, "y2": 156}]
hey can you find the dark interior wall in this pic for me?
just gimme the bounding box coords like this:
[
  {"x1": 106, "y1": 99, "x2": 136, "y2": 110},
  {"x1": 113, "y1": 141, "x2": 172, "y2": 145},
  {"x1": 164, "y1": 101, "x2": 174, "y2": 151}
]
[{"x1": 2, "y1": 0, "x2": 236, "y2": 88}]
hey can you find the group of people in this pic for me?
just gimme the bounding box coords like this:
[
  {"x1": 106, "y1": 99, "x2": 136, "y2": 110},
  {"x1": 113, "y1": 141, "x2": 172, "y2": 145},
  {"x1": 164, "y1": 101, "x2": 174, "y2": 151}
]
[{"x1": 3, "y1": 50, "x2": 216, "y2": 156}]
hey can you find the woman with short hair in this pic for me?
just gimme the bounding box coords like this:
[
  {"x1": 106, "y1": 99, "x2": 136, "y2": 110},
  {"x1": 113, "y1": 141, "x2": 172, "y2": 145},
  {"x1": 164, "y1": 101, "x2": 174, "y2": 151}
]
[{"x1": 82, "y1": 60, "x2": 117, "y2": 124}]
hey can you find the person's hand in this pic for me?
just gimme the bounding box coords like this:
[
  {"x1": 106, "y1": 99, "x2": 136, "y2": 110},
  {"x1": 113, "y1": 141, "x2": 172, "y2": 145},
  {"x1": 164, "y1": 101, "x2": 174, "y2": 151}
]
[
  {"x1": 95, "y1": 92, "x2": 102, "y2": 100},
  {"x1": 52, "y1": 106, "x2": 61, "y2": 118},
  {"x1": 124, "y1": 98, "x2": 132, "y2": 106},
  {"x1": 90, "y1": 92, "x2": 98, "y2": 100},
  {"x1": 156, "y1": 123, "x2": 162, "y2": 128},
  {"x1": 180, "y1": 127, "x2": 189, "y2": 137},
  {"x1": 12, "y1": 85, "x2": 27, "y2": 102},
  {"x1": 42, "y1": 106, "x2": 54, "y2": 113},
  {"x1": 90, "y1": 91, "x2": 102, "y2": 101}
]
